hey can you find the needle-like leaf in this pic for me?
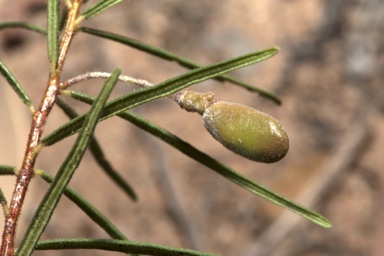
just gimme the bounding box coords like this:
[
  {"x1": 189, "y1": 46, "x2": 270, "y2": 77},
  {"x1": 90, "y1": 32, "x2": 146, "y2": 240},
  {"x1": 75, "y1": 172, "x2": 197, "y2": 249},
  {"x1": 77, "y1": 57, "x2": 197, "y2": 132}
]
[
  {"x1": 81, "y1": 0, "x2": 123, "y2": 20},
  {"x1": 56, "y1": 98, "x2": 137, "y2": 201},
  {"x1": 53, "y1": 93, "x2": 332, "y2": 228},
  {"x1": 36, "y1": 170, "x2": 129, "y2": 240},
  {"x1": 0, "y1": 60, "x2": 34, "y2": 113},
  {"x1": 0, "y1": 21, "x2": 46, "y2": 34},
  {"x1": 80, "y1": 27, "x2": 282, "y2": 105},
  {"x1": 0, "y1": 165, "x2": 131, "y2": 244},
  {"x1": 43, "y1": 48, "x2": 278, "y2": 146},
  {"x1": 118, "y1": 112, "x2": 332, "y2": 228},
  {"x1": 47, "y1": 0, "x2": 60, "y2": 70},
  {"x1": 0, "y1": 188, "x2": 8, "y2": 218},
  {"x1": 15, "y1": 69, "x2": 121, "y2": 256},
  {"x1": 35, "y1": 238, "x2": 215, "y2": 256},
  {"x1": 0, "y1": 165, "x2": 16, "y2": 175}
]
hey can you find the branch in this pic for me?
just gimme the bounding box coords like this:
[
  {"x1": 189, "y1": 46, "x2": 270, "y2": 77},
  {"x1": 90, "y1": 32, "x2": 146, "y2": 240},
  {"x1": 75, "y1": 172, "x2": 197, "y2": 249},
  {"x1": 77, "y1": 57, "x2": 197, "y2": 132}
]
[{"x1": 0, "y1": 1, "x2": 84, "y2": 255}]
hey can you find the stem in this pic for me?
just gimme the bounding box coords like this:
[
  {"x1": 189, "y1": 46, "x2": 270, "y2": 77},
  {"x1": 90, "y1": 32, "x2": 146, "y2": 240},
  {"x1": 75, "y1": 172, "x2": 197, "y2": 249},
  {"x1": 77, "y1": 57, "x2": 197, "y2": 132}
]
[
  {"x1": 0, "y1": 1, "x2": 83, "y2": 255},
  {"x1": 60, "y1": 71, "x2": 219, "y2": 113},
  {"x1": 60, "y1": 71, "x2": 154, "y2": 89}
]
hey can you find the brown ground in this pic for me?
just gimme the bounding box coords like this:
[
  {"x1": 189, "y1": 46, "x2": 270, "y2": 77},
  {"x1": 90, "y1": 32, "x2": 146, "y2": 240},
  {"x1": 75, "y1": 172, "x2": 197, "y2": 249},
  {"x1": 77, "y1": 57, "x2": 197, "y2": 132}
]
[{"x1": 0, "y1": 1, "x2": 383, "y2": 256}]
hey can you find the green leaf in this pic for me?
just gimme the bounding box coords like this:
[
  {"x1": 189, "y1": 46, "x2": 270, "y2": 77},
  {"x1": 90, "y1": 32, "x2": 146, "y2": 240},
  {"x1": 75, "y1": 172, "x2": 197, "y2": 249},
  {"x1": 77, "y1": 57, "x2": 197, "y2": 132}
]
[
  {"x1": 88, "y1": 138, "x2": 138, "y2": 200},
  {"x1": 47, "y1": 0, "x2": 60, "y2": 70},
  {"x1": 80, "y1": 27, "x2": 282, "y2": 105},
  {"x1": 1, "y1": 165, "x2": 133, "y2": 248},
  {"x1": 0, "y1": 187, "x2": 8, "y2": 217},
  {"x1": 42, "y1": 48, "x2": 279, "y2": 146},
  {"x1": 0, "y1": 21, "x2": 46, "y2": 34},
  {"x1": 36, "y1": 170, "x2": 129, "y2": 240},
  {"x1": 35, "y1": 238, "x2": 215, "y2": 256},
  {"x1": 117, "y1": 112, "x2": 332, "y2": 228},
  {"x1": 15, "y1": 69, "x2": 121, "y2": 256},
  {"x1": 0, "y1": 165, "x2": 17, "y2": 175},
  {"x1": 59, "y1": 7, "x2": 69, "y2": 32},
  {"x1": 0, "y1": 188, "x2": 7, "y2": 206},
  {"x1": 2, "y1": 165, "x2": 136, "y2": 255},
  {"x1": 56, "y1": 98, "x2": 138, "y2": 201},
  {"x1": 0, "y1": 166, "x2": 16, "y2": 217},
  {"x1": 81, "y1": 0, "x2": 123, "y2": 20},
  {"x1": 0, "y1": 60, "x2": 34, "y2": 113},
  {"x1": 53, "y1": 93, "x2": 332, "y2": 228}
]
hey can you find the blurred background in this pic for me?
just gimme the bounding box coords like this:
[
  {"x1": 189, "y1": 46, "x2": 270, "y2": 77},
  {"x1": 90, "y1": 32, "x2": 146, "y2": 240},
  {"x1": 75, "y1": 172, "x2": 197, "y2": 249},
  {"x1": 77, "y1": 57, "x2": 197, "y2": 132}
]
[{"x1": 0, "y1": 0, "x2": 383, "y2": 255}]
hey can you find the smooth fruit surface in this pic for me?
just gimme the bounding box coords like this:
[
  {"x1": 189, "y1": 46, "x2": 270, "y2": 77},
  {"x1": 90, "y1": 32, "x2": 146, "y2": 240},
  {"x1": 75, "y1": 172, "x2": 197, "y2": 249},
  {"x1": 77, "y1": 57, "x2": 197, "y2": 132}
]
[{"x1": 202, "y1": 102, "x2": 289, "y2": 163}]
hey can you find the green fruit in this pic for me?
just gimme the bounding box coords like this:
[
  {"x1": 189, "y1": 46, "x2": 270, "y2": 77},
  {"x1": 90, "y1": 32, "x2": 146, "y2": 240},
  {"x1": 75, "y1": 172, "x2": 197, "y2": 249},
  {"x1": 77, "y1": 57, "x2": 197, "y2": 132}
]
[{"x1": 202, "y1": 102, "x2": 289, "y2": 163}]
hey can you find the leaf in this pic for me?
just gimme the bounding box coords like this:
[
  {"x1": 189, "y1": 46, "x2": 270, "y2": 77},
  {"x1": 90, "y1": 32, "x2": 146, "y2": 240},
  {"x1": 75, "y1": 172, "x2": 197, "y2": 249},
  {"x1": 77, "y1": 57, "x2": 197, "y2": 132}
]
[
  {"x1": 0, "y1": 188, "x2": 7, "y2": 207},
  {"x1": 0, "y1": 165, "x2": 17, "y2": 175},
  {"x1": 53, "y1": 92, "x2": 332, "y2": 228},
  {"x1": 0, "y1": 188, "x2": 8, "y2": 217},
  {"x1": 81, "y1": 0, "x2": 123, "y2": 20},
  {"x1": 59, "y1": 7, "x2": 69, "y2": 32},
  {"x1": 80, "y1": 27, "x2": 282, "y2": 105},
  {"x1": 42, "y1": 48, "x2": 279, "y2": 146},
  {"x1": 15, "y1": 69, "x2": 121, "y2": 256},
  {"x1": 56, "y1": 98, "x2": 138, "y2": 201},
  {"x1": 47, "y1": 0, "x2": 60, "y2": 70},
  {"x1": 0, "y1": 21, "x2": 46, "y2": 34},
  {"x1": 2, "y1": 165, "x2": 137, "y2": 256},
  {"x1": 36, "y1": 170, "x2": 129, "y2": 240},
  {"x1": 0, "y1": 60, "x2": 34, "y2": 113},
  {"x1": 35, "y1": 238, "x2": 215, "y2": 256},
  {"x1": 117, "y1": 112, "x2": 332, "y2": 228},
  {"x1": 0, "y1": 165, "x2": 132, "y2": 247}
]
